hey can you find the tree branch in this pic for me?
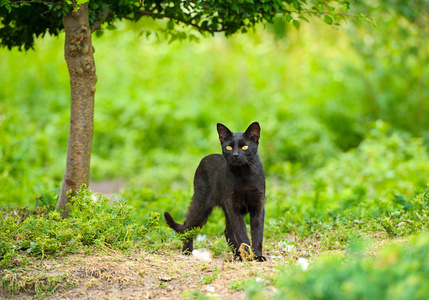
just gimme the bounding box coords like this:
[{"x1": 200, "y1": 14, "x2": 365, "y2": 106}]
[
  {"x1": 134, "y1": 9, "x2": 226, "y2": 33},
  {"x1": 91, "y1": 5, "x2": 111, "y2": 32},
  {"x1": 134, "y1": 8, "x2": 361, "y2": 34}
]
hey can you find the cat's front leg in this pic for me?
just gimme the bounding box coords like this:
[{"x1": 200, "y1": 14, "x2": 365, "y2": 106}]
[
  {"x1": 250, "y1": 206, "x2": 266, "y2": 262},
  {"x1": 224, "y1": 207, "x2": 251, "y2": 256}
]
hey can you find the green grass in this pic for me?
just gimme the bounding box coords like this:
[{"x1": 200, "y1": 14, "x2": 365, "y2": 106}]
[{"x1": 2, "y1": 271, "x2": 73, "y2": 299}]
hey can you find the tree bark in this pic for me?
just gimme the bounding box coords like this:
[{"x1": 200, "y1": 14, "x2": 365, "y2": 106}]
[{"x1": 57, "y1": 3, "x2": 96, "y2": 215}]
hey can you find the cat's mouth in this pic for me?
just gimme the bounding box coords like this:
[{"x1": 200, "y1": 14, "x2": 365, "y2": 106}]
[{"x1": 230, "y1": 157, "x2": 246, "y2": 166}]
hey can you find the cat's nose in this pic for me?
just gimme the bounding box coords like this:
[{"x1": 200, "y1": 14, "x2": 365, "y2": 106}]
[{"x1": 233, "y1": 153, "x2": 239, "y2": 158}]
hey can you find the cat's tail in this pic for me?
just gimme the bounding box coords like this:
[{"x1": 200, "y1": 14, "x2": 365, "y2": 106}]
[{"x1": 164, "y1": 212, "x2": 186, "y2": 234}]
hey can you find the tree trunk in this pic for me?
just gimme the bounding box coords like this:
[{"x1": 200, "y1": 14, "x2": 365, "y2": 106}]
[{"x1": 57, "y1": 3, "x2": 96, "y2": 215}]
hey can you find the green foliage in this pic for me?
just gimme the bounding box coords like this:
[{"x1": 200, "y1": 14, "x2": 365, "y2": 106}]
[
  {"x1": 1, "y1": 0, "x2": 356, "y2": 50},
  {"x1": 347, "y1": 0, "x2": 429, "y2": 143},
  {"x1": 0, "y1": 2, "x2": 66, "y2": 50},
  {"x1": 262, "y1": 122, "x2": 429, "y2": 250},
  {"x1": 3, "y1": 16, "x2": 428, "y2": 253},
  {"x1": 266, "y1": 233, "x2": 429, "y2": 299},
  {"x1": 0, "y1": 186, "x2": 164, "y2": 267},
  {"x1": 376, "y1": 189, "x2": 429, "y2": 238},
  {"x1": 0, "y1": 106, "x2": 65, "y2": 204},
  {"x1": 2, "y1": 6, "x2": 428, "y2": 204},
  {"x1": 314, "y1": 122, "x2": 429, "y2": 209},
  {"x1": 244, "y1": 278, "x2": 268, "y2": 299}
]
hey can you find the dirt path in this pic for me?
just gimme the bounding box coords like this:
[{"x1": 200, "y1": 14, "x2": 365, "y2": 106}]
[
  {"x1": 1, "y1": 249, "x2": 283, "y2": 299},
  {"x1": 89, "y1": 179, "x2": 125, "y2": 194}
]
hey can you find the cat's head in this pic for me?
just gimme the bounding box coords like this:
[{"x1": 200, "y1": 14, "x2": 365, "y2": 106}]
[{"x1": 217, "y1": 122, "x2": 260, "y2": 167}]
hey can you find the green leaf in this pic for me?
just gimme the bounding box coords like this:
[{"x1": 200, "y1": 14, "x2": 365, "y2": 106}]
[
  {"x1": 167, "y1": 20, "x2": 174, "y2": 30},
  {"x1": 62, "y1": 5, "x2": 71, "y2": 15},
  {"x1": 231, "y1": 3, "x2": 239, "y2": 12},
  {"x1": 298, "y1": 15, "x2": 310, "y2": 23},
  {"x1": 293, "y1": 19, "x2": 300, "y2": 30},
  {"x1": 324, "y1": 15, "x2": 333, "y2": 25}
]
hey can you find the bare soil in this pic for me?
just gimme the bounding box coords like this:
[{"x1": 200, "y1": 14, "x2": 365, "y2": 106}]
[
  {"x1": 1, "y1": 249, "x2": 283, "y2": 300},
  {"x1": 89, "y1": 180, "x2": 126, "y2": 194}
]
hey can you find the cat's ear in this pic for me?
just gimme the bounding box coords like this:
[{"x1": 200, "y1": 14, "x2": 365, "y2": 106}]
[
  {"x1": 217, "y1": 123, "x2": 233, "y2": 142},
  {"x1": 244, "y1": 122, "x2": 261, "y2": 142}
]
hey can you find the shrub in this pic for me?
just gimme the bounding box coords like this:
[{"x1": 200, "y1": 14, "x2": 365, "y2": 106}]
[
  {"x1": 269, "y1": 233, "x2": 429, "y2": 300},
  {"x1": 0, "y1": 186, "x2": 143, "y2": 267}
]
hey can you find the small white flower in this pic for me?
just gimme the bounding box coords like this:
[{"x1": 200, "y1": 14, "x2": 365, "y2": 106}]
[{"x1": 298, "y1": 257, "x2": 309, "y2": 271}]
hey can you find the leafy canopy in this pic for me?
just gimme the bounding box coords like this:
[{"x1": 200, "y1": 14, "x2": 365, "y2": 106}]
[{"x1": 1, "y1": 0, "x2": 359, "y2": 50}]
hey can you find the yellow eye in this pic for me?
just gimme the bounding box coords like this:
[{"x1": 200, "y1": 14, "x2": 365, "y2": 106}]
[
  {"x1": 226, "y1": 146, "x2": 232, "y2": 150},
  {"x1": 242, "y1": 146, "x2": 249, "y2": 150}
]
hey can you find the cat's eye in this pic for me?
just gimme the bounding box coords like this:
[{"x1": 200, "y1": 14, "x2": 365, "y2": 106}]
[
  {"x1": 226, "y1": 146, "x2": 233, "y2": 150},
  {"x1": 242, "y1": 146, "x2": 249, "y2": 150}
]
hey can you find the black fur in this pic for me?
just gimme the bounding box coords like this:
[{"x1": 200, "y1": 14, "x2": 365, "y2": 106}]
[{"x1": 164, "y1": 122, "x2": 266, "y2": 261}]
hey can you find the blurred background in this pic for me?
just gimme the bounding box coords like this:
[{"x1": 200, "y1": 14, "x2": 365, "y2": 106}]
[{"x1": 1, "y1": 1, "x2": 428, "y2": 236}]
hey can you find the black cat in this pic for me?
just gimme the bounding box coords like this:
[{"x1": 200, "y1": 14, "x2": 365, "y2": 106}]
[{"x1": 164, "y1": 122, "x2": 266, "y2": 262}]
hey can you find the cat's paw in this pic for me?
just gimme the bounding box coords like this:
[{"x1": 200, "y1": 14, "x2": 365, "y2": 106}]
[{"x1": 255, "y1": 255, "x2": 267, "y2": 262}]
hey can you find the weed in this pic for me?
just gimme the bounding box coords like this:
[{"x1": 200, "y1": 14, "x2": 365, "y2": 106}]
[
  {"x1": 228, "y1": 279, "x2": 246, "y2": 290},
  {"x1": 2, "y1": 271, "x2": 73, "y2": 298},
  {"x1": 238, "y1": 243, "x2": 255, "y2": 262},
  {"x1": 198, "y1": 267, "x2": 220, "y2": 284},
  {"x1": 211, "y1": 237, "x2": 230, "y2": 258}
]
